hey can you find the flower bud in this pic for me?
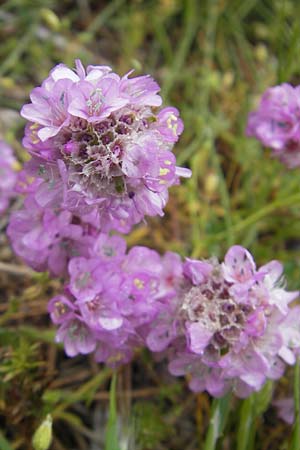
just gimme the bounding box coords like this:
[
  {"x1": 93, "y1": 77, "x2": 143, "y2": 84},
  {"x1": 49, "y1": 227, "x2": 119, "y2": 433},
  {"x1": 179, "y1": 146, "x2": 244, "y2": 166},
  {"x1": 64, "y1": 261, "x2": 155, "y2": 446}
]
[
  {"x1": 32, "y1": 414, "x2": 53, "y2": 450},
  {"x1": 40, "y1": 8, "x2": 60, "y2": 31}
]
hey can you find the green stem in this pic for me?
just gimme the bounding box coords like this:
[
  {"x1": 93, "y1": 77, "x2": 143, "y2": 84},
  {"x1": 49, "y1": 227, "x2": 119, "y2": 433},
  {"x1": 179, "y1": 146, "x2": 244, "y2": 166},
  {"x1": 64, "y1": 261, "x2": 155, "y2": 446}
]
[
  {"x1": 0, "y1": 23, "x2": 38, "y2": 77},
  {"x1": 162, "y1": 0, "x2": 198, "y2": 99},
  {"x1": 212, "y1": 191, "x2": 300, "y2": 243},
  {"x1": 87, "y1": 0, "x2": 126, "y2": 35},
  {"x1": 237, "y1": 396, "x2": 254, "y2": 450},
  {"x1": 203, "y1": 393, "x2": 231, "y2": 450},
  {"x1": 211, "y1": 141, "x2": 234, "y2": 247},
  {"x1": 105, "y1": 372, "x2": 120, "y2": 450}
]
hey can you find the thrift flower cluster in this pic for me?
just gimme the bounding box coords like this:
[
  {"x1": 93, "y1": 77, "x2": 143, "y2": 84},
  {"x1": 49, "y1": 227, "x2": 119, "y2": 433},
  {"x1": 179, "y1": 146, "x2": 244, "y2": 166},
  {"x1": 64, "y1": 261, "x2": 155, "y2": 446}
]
[
  {"x1": 19, "y1": 60, "x2": 191, "y2": 233},
  {"x1": 247, "y1": 83, "x2": 300, "y2": 168},
  {"x1": 147, "y1": 246, "x2": 300, "y2": 397},
  {"x1": 5, "y1": 62, "x2": 300, "y2": 399},
  {"x1": 48, "y1": 237, "x2": 179, "y2": 365}
]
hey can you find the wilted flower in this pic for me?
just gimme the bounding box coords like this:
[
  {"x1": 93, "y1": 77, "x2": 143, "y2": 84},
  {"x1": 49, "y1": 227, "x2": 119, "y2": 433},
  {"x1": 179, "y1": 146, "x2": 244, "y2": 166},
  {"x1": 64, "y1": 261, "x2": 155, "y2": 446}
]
[
  {"x1": 0, "y1": 140, "x2": 18, "y2": 214},
  {"x1": 247, "y1": 83, "x2": 300, "y2": 168},
  {"x1": 21, "y1": 60, "x2": 191, "y2": 232},
  {"x1": 147, "y1": 245, "x2": 300, "y2": 398}
]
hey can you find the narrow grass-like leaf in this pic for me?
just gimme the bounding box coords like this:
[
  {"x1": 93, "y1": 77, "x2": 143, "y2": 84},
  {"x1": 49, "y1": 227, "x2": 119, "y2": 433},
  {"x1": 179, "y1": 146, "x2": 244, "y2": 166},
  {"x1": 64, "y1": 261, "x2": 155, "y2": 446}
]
[
  {"x1": 203, "y1": 393, "x2": 231, "y2": 450},
  {"x1": 236, "y1": 382, "x2": 274, "y2": 450},
  {"x1": 237, "y1": 396, "x2": 254, "y2": 450},
  {"x1": 105, "y1": 372, "x2": 120, "y2": 450},
  {"x1": 253, "y1": 381, "x2": 273, "y2": 417}
]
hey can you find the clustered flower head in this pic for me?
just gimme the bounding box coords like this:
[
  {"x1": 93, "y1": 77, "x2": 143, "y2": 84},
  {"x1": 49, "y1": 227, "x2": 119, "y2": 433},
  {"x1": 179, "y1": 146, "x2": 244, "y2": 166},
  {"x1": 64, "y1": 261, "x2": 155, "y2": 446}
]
[
  {"x1": 146, "y1": 246, "x2": 300, "y2": 397},
  {"x1": 47, "y1": 236, "x2": 178, "y2": 366},
  {"x1": 0, "y1": 140, "x2": 18, "y2": 214},
  {"x1": 247, "y1": 83, "x2": 300, "y2": 168},
  {"x1": 20, "y1": 60, "x2": 191, "y2": 233}
]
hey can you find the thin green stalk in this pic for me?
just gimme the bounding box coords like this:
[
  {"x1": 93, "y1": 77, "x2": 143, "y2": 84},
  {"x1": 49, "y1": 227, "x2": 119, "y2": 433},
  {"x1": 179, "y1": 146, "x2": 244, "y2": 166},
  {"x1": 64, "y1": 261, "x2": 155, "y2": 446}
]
[
  {"x1": 211, "y1": 141, "x2": 234, "y2": 247},
  {"x1": 237, "y1": 396, "x2": 254, "y2": 450},
  {"x1": 229, "y1": 192, "x2": 300, "y2": 234},
  {"x1": 87, "y1": 0, "x2": 126, "y2": 35},
  {"x1": 289, "y1": 358, "x2": 300, "y2": 450},
  {"x1": 0, "y1": 24, "x2": 38, "y2": 77},
  {"x1": 210, "y1": 191, "x2": 300, "y2": 243},
  {"x1": 52, "y1": 368, "x2": 112, "y2": 415},
  {"x1": 105, "y1": 372, "x2": 120, "y2": 450},
  {"x1": 162, "y1": 0, "x2": 199, "y2": 99},
  {"x1": 203, "y1": 393, "x2": 231, "y2": 450},
  {"x1": 236, "y1": 383, "x2": 273, "y2": 450}
]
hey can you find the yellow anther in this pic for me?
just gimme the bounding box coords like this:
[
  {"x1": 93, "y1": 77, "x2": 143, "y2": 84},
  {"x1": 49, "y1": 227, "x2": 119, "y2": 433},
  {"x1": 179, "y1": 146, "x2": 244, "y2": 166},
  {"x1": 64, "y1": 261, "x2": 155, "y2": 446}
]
[
  {"x1": 159, "y1": 168, "x2": 170, "y2": 176},
  {"x1": 108, "y1": 352, "x2": 123, "y2": 364},
  {"x1": 30, "y1": 123, "x2": 39, "y2": 130},
  {"x1": 55, "y1": 301, "x2": 66, "y2": 315},
  {"x1": 12, "y1": 161, "x2": 22, "y2": 171},
  {"x1": 134, "y1": 278, "x2": 144, "y2": 289},
  {"x1": 166, "y1": 114, "x2": 178, "y2": 135}
]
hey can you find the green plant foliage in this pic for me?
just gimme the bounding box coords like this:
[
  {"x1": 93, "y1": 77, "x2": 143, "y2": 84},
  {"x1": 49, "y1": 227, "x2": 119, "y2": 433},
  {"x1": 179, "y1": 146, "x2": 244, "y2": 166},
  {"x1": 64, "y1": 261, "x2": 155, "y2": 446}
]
[{"x1": 133, "y1": 401, "x2": 172, "y2": 449}]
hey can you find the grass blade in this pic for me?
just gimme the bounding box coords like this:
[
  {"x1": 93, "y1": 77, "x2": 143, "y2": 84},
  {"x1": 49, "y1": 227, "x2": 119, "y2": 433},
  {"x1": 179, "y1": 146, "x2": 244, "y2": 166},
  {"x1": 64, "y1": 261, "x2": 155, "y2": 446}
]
[
  {"x1": 105, "y1": 372, "x2": 120, "y2": 450},
  {"x1": 237, "y1": 396, "x2": 254, "y2": 450},
  {"x1": 203, "y1": 393, "x2": 231, "y2": 450}
]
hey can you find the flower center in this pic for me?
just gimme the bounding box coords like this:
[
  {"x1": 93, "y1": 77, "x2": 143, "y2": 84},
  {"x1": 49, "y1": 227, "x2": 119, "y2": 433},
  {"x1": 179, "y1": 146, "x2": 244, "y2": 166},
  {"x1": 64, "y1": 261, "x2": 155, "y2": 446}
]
[
  {"x1": 182, "y1": 274, "x2": 253, "y2": 352},
  {"x1": 58, "y1": 106, "x2": 155, "y2": 197}
]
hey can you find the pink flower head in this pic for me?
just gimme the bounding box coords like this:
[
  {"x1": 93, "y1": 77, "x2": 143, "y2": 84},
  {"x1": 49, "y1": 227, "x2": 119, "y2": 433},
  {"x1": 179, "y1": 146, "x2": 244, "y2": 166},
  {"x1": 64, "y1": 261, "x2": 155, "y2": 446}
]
[
  {"x1": 21, "y1": 60, "x2": 191, "y2": 232},
  {"x1": 7, "y1": 194, "x2": 94, "y2": 276},
  {"x1": 48, "y1": 243, "x2": 178, "y2": 366},
  {"x1": 247, "y1": 83, "x2": 300, "y2": 168},
  {"x1": 147, "y1": 245, "x2": 300, "y2": 398},
  {"x1": 0, "y1": 141, "x2": 18, "y2": 213}
]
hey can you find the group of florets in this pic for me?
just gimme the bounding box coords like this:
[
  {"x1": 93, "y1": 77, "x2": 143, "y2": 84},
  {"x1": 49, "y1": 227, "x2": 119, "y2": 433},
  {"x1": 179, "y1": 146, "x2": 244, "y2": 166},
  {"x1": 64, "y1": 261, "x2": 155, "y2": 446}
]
[{"x1": 3, "y1": 61, "x2": 300, "y2": 398}]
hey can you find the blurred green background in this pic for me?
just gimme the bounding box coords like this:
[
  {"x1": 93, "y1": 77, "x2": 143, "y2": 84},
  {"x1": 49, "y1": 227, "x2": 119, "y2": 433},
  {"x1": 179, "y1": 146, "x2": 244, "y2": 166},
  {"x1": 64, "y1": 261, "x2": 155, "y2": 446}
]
[{"x1": 1, "y1": 0, "x2": 300, "y2": 449}]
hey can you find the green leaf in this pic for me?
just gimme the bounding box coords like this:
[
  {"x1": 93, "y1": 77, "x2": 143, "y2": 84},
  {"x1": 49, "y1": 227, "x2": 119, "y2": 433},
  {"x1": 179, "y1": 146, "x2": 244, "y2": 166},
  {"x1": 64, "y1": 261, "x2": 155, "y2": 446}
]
[
  {"x1": 203, "y1": 393, "x2": 231, "y2": 450},
  {"x1": 0, "y1": 432, "x2": 13, "y2": 450},
  {"x1": 253, "y1": 380, "x2": 273, "y2": 416},
  {"x1": 237, "y1": 396, "x2": 254, "y2": 450},
  {"x1": 105, "y1": 372, "x2": 121, "y2": 450}
]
